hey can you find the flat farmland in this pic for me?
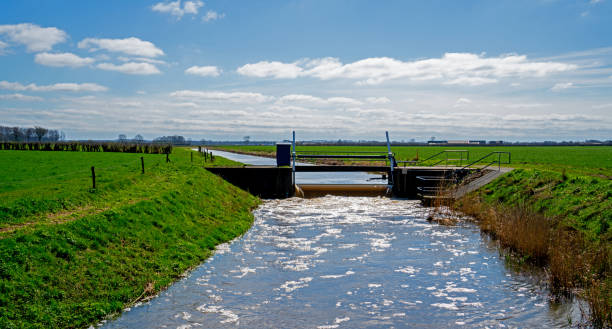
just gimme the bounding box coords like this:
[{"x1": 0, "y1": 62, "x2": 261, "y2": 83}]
[{"x1": 216, "y1": 145, "x2": 612, "y2": 176}]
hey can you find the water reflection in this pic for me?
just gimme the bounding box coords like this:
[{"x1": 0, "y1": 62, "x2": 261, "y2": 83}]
[
  {"x1": 208, "y1": 149, "x2": 385, "y2": 185},
  {"x1": 101, "y1": 197, "x2": 580, "y2": 328}
]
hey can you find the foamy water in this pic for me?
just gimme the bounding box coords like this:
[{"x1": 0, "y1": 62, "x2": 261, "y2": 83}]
[{"x1": 100, "y1": 196, "x2": 581, "y2": 328}]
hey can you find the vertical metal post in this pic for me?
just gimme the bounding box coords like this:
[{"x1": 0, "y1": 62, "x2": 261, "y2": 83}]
[
  {"x1": 91, "y1": 166, "x2": 96, "y2": 189},
  {"x1": 292, "y1": 131, "x2": 296, "y2": 186},
  {"x1": 141, "y1": 156, "x2": 144, "y2": 174},
  {"x1": 385, "y1": 131, "x2": 394, "y2": 187}
]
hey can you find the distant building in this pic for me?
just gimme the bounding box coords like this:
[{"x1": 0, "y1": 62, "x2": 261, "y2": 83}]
[{"x1": 469, "y1": 140, "x2": 486, "y2": 145}]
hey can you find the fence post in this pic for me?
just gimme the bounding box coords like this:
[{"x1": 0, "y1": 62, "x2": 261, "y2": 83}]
[
  {"x1": 191, "y1": 152, "x2": 193, "y2": 163},
  {"x1": 141, "y1": 156, "x2": 145, "y2": 174},
  {"x1": 91, "y1": 166, "x2": 96, "y2": 189}
]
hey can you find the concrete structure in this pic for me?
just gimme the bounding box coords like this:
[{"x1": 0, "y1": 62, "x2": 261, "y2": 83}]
[{"x1": 205, "y1": 165, "x2": 477, "y2": 200}]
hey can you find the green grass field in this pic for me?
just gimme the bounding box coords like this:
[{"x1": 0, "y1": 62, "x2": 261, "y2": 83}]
[
  {"x1": 217, "y1": 145, "x2": 612, "y2": 176},
  {"x1": 0, "y1": 148, "x2": 257, "y2": 328}
]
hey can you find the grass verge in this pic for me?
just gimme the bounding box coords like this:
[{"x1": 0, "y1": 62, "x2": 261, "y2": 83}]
[
  {"x1": 0, "y1": 148, "x2": 259, "y2": 328},
  {"x1": 454, "y1": 169, "x2": 611, "y2": 327}
]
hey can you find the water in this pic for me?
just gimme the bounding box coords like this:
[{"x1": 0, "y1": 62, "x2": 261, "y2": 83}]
[
  {"x1": 100, "y1": 151, "x2": 582, "y2": 328},
  {"x1": 209, "y1": 149, "x2": 386, "y2": 185}
]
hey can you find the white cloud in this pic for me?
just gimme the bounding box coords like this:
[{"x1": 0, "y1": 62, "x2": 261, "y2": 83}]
[
  {"x1": 590, "y1": 0, "x2": 603, "y2": 4},
  {"x1": 185, "y1": 65, "x2": 221, "y2": 77},
  {"x1": 78, "y1": 37, "x2": 164, "y2": 58},
  {"x1": 366, "y1": 97, "x2": 391, "y2": 104},
  {"x1": 237, "y1": 53, "x2": 576, "y2": 85},
  {"x1": 0, "y1": 81, "x2": 108, "y2": 92},
  {"x1": 276, "y1": 94, "x2": 363, "y2": 107},
  {"x1": 203, "y1": 10, "x2": 225, "y2": 22},
  {"x1": 117, "y1": 56, "x2": 167, "y2": 65},
  {"x1": 237, "y1": 61, "x2": 303, "y2": 79},
  {"x1": 550, "y1": 82, "x2": 574, "y2": 91},
  {"x1": 152, "y1": 0, "x2": 204, "y2": 18},
  {"x1": 0, "y1": 93, "x2": 43, "y2": 101},
  {"x1": 592, "y1": 103, "x2": 612, "y2": 109},
  {"x1": 34, "y1": 52, "x2": 95, "y2": 68},
  {"x1": 97, "y1": 62, "x2": 161, "y2": 75},
  {"x1": 0, "y1": 40, "x2": 8, "y2": 54},
  {"x1": 0, "y1": 23, "x2": 67, "y2": 52},
  {"x1": 171, "y1": 90, "x2": 274, "y2": 103},
  {"x1": 444, "y1": 77, "x2": 498, "y2": 86},
  {"x1": 453, "y1": 97, "x2": 472, "y2": 107}
]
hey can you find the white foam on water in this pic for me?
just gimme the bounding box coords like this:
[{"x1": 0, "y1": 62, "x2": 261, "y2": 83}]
[
  {"x1": 335, "y1": 317, "x2": 350, "y2": 323},
  {"x1": 368, "y1": 283, "x2": 382, "y2": 288},
  {"x1": 195, "y1": 304, "x2": 239, "y2": 324},
  {"x1": 395, "y1": 266, "x2": 420, "y2": 274},
  {"x1": 279, "y1": 277, "x2": 313, "y2": 293},
  {"x1": 431, "y1": 302, "x2": 459, "y2": 310},
  {"x1": 320, "y1": 270, "x2": 355, "y2": 279}
]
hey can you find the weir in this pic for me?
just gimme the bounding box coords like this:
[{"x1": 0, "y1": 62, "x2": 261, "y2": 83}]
[{"x1": 205, "y1": 132, "x2": 509, "y2": 201}]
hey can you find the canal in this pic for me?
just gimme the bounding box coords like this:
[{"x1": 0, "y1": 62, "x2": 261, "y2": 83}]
[{"x1": 100, "y1": 150, "x2": 581, "y2": 328}]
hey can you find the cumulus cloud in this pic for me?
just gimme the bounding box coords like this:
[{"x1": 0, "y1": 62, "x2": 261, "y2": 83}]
[
  {"x1": 152, "y1": 0, "x2": 204, "y2": 18},
  {"x1": 34, "y1": 52, "x2": 95, "y2": 67},
  {"x1": 237, "y1": 53, "x2": 576, "y2": 85},
  {"x1": 78, "y1": 37, "x2": 164, "y2": 58},
  {"x1": 0, "y1": 93, "x2": 43, "y2": 101},
  {"x1": 203, "y1": 10, "x2": 225, "y2": 22},
  {"x1": 185, "y1": 65, "x2": 221, "y2": 77},
  {"x1": 0, "y1": 81, "x2": 108, "y2": 92},
  {"x1": 97, "y1": 62, "x2": 161, "y2": 75},
  {"x1": 237, "y1": 61, "x2": 303, "y2": 79},
  {"x1": 550, "y1": 82, "x2": 574, "y2": 91},
  {"x1": 170, "y1": 90, "x2": 274, "y2": 103},
  {"x1": 0, "y1": 23, "x2": 67, "y2": 52}
]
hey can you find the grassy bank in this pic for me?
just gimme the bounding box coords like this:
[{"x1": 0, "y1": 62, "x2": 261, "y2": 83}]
[
  {"x1": 455, "y1": 169, "x2": 611, "y2": 327},
  {"x1": 0, "y1": 148, "x2": 258, "y2": 328}
]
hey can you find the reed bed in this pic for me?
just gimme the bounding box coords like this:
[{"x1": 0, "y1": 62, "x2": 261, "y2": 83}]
[{"x1": 455, "y1": 194, "x2": 611, "y2": 327}]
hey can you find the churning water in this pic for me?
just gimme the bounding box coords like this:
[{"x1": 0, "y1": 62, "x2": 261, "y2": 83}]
[{"x1": 100, "y1": 151, "x2": 581, "y2": 328}]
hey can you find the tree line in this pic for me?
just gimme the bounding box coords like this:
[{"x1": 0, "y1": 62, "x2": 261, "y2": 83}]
[
  {"x1": 1, "y1": 141, "x2": 172, "y2": 154},
  {"x1": 0, "y1": 125, "x2": 65, "y2": 142}
]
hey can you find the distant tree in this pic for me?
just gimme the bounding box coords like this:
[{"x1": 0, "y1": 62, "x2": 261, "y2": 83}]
[
  {"x1": 243, "y1": 136, "x2": 250, "y2": 144},
  {"x1": 133, "y1": 134, "x2": 144, "y2": 143},
  {"x1": 34, "y1": 126, "x2": 48, "y2": 141},
  {"x1": 118, "y1": 134, "x2": 127, "y2": 142},
  {"x1": 12, "y1": 127, "x2": 22, "y2": 141},
  {"x1": 47, "y1": 130, "x2": 60, "y2": 141},
  {"x1": 26, "y1": 128, "x2": 35, "y2": 142}
]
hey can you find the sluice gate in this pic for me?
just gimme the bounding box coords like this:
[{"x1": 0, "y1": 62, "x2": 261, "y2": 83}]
[{"x1": 205, "y1": 132, "x2": 509, "y2": 201}]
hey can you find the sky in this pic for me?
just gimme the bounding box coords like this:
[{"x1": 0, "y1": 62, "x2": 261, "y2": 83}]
[{"x1": 1, "y1": 0, "x2": 611, "y2": 142}]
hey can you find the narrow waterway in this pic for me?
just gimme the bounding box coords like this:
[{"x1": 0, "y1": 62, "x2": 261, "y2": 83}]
[{"x1": 100, "y1": 150, "x2": 581, "y2": 328}]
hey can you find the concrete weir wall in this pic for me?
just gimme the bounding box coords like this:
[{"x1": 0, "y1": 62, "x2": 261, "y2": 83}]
[
  {"x1": 206, "y1": 166, "x2": 474, "y2": 199},
  {"x1": 205, "y1": 166, "x2": 294, "y2": 198},
  {"x1": 391, "y1": 167, "x2": 471, "y2": 198}
]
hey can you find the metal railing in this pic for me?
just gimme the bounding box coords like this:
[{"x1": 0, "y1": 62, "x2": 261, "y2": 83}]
[
  {"x1": 461, "y1": 152, "x2": 511, "y2": 171},
  {"x1": 397, "y1": 150, "x2": 469, "y2": 167}
]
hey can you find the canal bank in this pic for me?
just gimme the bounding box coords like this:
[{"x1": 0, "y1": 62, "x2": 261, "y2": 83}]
[
  {"x1": 99, "y1": 150, "x2": 589, "y2": 328},
  {"x1": 0, "y1": 148, "x2": 260, "y2": 329}
]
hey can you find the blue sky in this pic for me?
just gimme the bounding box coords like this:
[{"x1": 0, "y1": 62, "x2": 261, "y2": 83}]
[{"x1": 1, "y1": 0, "x2": 611, "y2": 141}]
